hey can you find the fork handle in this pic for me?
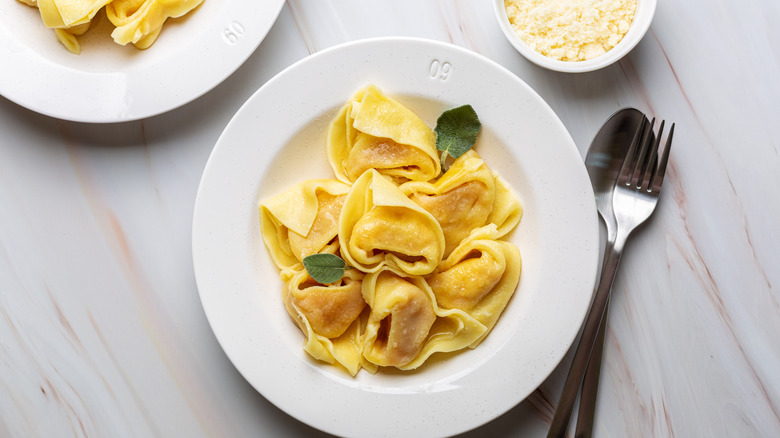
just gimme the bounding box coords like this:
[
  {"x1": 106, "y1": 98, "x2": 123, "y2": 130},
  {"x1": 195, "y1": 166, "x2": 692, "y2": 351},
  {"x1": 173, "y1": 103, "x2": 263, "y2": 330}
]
[{"x1": 547, "y1": 236, "x2": 626, "y2": 438}]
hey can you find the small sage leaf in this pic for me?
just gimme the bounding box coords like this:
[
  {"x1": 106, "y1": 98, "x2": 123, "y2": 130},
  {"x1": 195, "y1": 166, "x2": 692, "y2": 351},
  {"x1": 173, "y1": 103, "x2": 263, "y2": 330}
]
[
  {"x1": 302, "y1": 253, "x2": 348, "y2": 284},
  {"x1": 435, "y1": 104, "x2": 481, "y2": 170}
]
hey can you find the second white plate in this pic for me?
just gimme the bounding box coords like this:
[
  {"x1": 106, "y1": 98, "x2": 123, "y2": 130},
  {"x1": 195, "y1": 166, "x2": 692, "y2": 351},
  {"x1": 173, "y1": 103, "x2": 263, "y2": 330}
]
[
  {"x1": 193, "y1": 37, "x2": 599, "y2": 438},
  {"x1": 0, "y1": 0, "x2": 285, "y2": 122}
]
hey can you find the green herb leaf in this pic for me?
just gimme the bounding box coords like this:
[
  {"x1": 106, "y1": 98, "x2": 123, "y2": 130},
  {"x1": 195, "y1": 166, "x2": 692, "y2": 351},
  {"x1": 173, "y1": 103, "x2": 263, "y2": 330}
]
[
  {"x1": 302, "y1": 253, "x2": 349, "y2": 284},
  {"x1": 435, "y1": 104, "x2": 481, "y2": 170}
]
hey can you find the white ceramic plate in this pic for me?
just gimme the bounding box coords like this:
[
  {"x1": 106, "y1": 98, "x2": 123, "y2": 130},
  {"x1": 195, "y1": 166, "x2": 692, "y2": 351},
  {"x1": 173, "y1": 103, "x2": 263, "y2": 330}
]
[
  {"x1": 193, "y1": 37, "x2": 599, "y2": 438},
  {"x1": 0, "y1": 0, "x2": 285, "y2": 122}
]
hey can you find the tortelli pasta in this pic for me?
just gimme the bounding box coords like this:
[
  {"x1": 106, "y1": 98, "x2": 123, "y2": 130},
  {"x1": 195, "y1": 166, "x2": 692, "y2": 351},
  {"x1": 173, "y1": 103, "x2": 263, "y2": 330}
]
[
  {"x1": 259, "y1": 85, "x2": 523, "y2": 376},
  {"x1": 427, "y1": 224, "x2": 522, "y2": 345},
  {"x1": 328, "y1": 85, "x2": 441, "y2": 184},
  {"x1": 401, "y1": 150, "x2": 522, "y2": 257},
  {"x1": 17, "y1": 0, "x2": 202, "y2": 54},
  {"x1": 340, "y1": 169, "x2": 445, "y2": 277},
  {"x1": 361, "y1": 266, "x2": 485, "y2": 369},
  {"x1": 261, "y1": 179, "x2": 350, "y2": 271}
]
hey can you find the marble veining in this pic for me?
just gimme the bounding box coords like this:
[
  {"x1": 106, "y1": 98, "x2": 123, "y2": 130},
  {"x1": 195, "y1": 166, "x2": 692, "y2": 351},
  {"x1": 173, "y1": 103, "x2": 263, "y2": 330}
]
[{"x1": 1, "y1": 0, "x2": 779, "y2": 437}]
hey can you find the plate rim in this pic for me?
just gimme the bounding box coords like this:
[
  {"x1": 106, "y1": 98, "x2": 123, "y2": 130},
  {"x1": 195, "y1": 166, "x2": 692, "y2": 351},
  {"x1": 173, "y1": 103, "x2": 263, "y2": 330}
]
[{"x1": 192, "y1": 36, "x2": 599, "y2": 438}]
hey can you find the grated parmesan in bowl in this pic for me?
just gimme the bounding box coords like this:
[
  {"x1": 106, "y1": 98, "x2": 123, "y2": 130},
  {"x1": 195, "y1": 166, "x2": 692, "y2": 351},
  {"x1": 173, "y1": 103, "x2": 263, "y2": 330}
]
[{"x1": 493, "y1": 0, "x2": 657, "y2": 73}]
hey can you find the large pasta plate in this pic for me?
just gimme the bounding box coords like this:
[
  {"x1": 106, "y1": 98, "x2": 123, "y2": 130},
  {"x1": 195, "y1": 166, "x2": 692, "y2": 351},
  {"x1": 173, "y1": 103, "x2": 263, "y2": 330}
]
[
  {"x1": 193, "y1": 37, "x2": 599, "y2": 438},
  {"x1": 0, "y1": 0, "x2": 285, "y2": 122}
]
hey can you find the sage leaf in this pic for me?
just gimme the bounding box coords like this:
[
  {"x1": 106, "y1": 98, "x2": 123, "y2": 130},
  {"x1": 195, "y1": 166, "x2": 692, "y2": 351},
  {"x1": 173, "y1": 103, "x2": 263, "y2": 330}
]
[
  {"x1": 435, "y1": 104, "x2": 481, "y2": 170},
  {"x1": 302, "y1": 253, "x2": 348, "y2": 284}
]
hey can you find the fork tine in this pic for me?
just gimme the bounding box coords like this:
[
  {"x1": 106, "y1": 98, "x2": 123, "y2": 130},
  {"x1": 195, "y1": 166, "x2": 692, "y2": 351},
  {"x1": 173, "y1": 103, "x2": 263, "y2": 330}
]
[
  {"x1": 651, "y1": 123, "x2": 674, "y2": 191},
  {"x1": 618, "y1": 117, "x2": 649, "y2": 185},
  {"x1": 641, "y1": 120, "x2": 665, "y2": 189},
  {"x1": 630, "y1": 117, "x2": 655, "y2": 186}
]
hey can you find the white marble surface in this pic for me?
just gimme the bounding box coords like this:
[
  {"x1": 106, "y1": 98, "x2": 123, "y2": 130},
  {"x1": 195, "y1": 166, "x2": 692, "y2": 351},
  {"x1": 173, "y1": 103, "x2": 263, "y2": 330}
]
[{"x1": 1, "y1": 0, "x2": 779, "y2": 437}]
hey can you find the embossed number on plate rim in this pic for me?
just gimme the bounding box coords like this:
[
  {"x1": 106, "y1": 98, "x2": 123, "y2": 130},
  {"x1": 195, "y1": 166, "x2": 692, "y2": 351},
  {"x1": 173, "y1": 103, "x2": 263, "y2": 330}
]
[
  {"x1": 222, "y1": 21, "x2": 246, "y2": 45},
  {"x1": 429, "y1": 59, "x2": 452, "y2": 81}
]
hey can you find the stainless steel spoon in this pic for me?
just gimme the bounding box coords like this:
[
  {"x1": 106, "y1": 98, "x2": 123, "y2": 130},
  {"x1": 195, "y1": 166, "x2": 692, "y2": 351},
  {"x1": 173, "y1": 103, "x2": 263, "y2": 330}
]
[{"x1": 548, "y1": 108, "x2": 647, "y2": 437}]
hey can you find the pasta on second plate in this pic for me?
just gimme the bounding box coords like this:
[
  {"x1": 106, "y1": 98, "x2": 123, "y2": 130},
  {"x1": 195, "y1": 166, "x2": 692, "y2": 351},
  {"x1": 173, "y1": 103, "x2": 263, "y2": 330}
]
[
  {"x1": 17, "y1": 0, "x2": 203, "y2": 54},
  {"x1": 259, "y1": 85, "x2": 523, "y2": 376}
]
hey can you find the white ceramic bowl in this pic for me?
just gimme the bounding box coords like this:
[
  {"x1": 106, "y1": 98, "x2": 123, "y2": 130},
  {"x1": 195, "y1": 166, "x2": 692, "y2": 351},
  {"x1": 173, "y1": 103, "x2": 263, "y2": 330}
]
[{"x1": 493, "y1": 0, "x2": 657, "y2": 73}]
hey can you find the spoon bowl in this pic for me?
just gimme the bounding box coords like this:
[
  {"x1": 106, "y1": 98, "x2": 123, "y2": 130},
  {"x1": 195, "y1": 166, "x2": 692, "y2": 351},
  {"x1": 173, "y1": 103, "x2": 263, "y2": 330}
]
[{"x1": 586, "y1": 108, "x2": 647, "y2": 234}]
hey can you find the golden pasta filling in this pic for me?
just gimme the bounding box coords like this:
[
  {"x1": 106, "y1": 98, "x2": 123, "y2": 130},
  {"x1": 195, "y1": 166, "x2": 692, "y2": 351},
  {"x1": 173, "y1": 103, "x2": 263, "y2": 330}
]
[
  {"x1": 285, "y1": 268, "x2": 365, "y2": 339},
  {"x1": 259, "y1": 85, "x2": 523, "y2": 376},
  {"x1": 362, "y1": 271, "x2": 437, "y2": 367},
  {"x1": 345, "y1": 134, "x2": 434, "y2": 182},
  {"x1": 427, "y1": 248, "x2": 505, "y2": 310},
  {"x1": 351, "y1": 207, "x2": 434, "y2": 261}
]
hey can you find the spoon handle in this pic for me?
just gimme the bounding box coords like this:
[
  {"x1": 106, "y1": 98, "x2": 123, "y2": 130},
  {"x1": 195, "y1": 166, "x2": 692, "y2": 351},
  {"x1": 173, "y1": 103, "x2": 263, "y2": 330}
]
[
  {"x1": 547, "y1": 236, "x2": 625, "y2": 438},
  {"x1": 574, "y1": 299, "x2": 609, "y2": 438},
  {"x1": 573, "y1": 231, "x2": 617, "y2": 438}
]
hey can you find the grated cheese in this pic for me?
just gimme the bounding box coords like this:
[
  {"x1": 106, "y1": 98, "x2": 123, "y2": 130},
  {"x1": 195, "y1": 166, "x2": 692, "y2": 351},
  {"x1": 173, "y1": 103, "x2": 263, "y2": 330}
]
[{"x1": 504, "y1": 0, "x2": 637, "y2": 62}]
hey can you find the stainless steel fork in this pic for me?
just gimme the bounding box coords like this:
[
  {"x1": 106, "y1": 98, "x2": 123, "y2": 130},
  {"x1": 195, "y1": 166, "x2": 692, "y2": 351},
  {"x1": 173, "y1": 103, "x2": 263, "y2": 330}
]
[{"x1": 547, "y1": 117, "x2": 675, "y2": 438}]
